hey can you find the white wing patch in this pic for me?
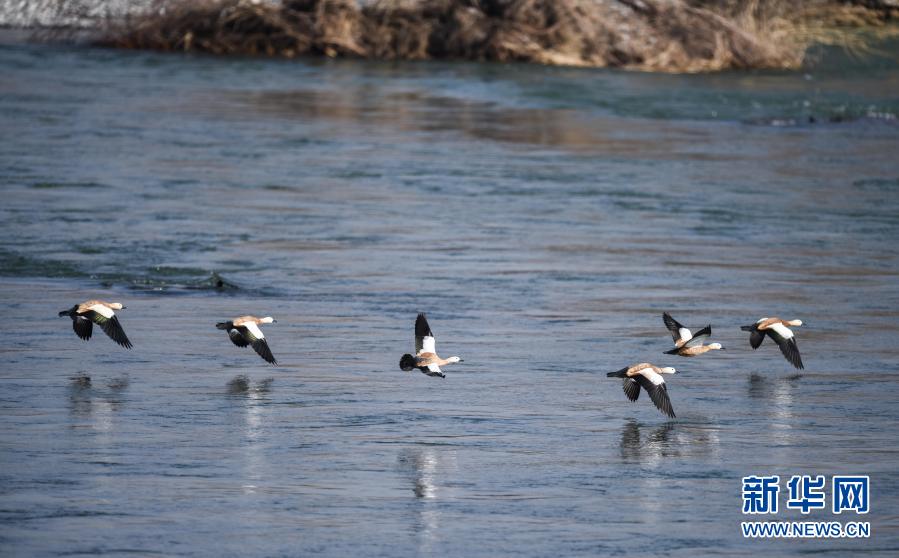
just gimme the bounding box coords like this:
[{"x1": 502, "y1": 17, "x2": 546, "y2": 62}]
[
  {"x1": 427, "y1": 363, "x2": 442, "y2": 374},
  {"x1": 678, "y1": 327, "x2": 692, "y2": 342},
  {"x1": 420, "y1": 335, "x2": 436, "y2": 355},
  {"x1": 89, "y1": 304, "x2": 115, "y2": 318},
  {"x1": 768, "y1": 323, "x2": 794, "y2": 339},
  {"x1": 637, "y1": 368, "x2": 666, "y2": 386},
  {"x1": 244, "y1": 322, "x2": 266, "y2": 340}
]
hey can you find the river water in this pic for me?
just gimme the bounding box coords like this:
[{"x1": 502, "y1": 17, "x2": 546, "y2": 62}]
[{"x1": 1, "y1": 33, "x2": 898, "y2": 556}]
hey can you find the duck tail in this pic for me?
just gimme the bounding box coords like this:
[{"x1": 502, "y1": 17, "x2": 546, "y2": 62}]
[
  {"x1": 215, "y1": 321, "x2": 232, "y2": 330},
  {"x1": 664, "y1": 348, "x2": 680, "y2": 355},
  {"x1": 399, "y1": 354, "x2": 416, "y2": 371},
  {"x1": 606, "y1": 367, "x2": 628, "y2": 378},
  {"x1": 740, "y1": 324, "x2": 757, "y2": 332},
  {"x1": 59, "y1": 306, "x2": 76, "y2": 318}
]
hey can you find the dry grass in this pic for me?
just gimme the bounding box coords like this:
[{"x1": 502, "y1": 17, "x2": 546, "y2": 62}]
[{"x1": 97, "y1": 0, "x2": 899, "y2": 72}]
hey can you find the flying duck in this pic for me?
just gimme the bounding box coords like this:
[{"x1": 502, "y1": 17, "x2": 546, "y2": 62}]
[
  {"x1": 58, "y1": 300, "x2": 132, "y2": 348},
  {"x1": 741, "y1": 317, "x2": 803, "y2": 369},
  {"x1": 399, "y1": 313, "x2": 463, "y2": 378},
  {"x1": 216, "y1": 315, "x2": 278, "y2": 365},
  {"x1": 607, "y1": 362, "x2": 677, "y2": 418},
  {"x1": 662, "y1": 312, "x2": 723, "y2": 356}
]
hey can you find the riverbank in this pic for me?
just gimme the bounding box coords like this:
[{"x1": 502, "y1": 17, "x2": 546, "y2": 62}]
[{"x1": 92, "y1": 0, "x2": 899, "y2": 73}]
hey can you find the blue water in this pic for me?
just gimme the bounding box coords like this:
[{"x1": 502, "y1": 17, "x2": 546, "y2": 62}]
[{"x1": 1, "y1": 34, "x2": 899, "y2": 556}]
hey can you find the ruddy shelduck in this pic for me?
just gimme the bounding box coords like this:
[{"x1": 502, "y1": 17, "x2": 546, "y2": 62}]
[
  {"x1": 216, "y1": 315, "x2": 278, "y2": 365},
  {"x1": 741, "y1": 317, "x2": 803, "y2": 369},
  {"x1": 58, "y1": 300, "x2": 132, "y2": 349},
  {"x1": 399, "y1": 313, "x2": 463, "y2": 378},
  {"x1": 662, "y1": 312, "x2": 724, "y2": 356},
  {"x1": 607, "y1": 362, "x2": 677, "y2": 418}
]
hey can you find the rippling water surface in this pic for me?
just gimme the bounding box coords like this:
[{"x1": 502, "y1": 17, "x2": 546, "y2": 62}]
[{"x1": 2, "y1": 33, "x2": 899, "y2": 556}]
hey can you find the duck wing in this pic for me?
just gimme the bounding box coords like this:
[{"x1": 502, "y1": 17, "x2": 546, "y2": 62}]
[
  {"x1": 85, "y1": 311, "x2": 132, "y2": 349},
  {"x1": 766, "y1": 324, "x2": 803, "y2": 370},
  {"x1": 422, "y1": 363, "x2": 445, "y2": 378},
  {"x1": 749, "y1": 328, "x2": 766, "y2": 349},
  {"x1": 415, "y1": 313, "x2": 436, "y2": 355},
  {"x1": 72, "y1": 315, "x2": 93, "y2": 341},
  {"x1": 251, "y1": 339, "x2": 277, "y2": 365},
  {"x1": 622, "y1": 378, "x2": 641, "y2": 402},
  {"x1": 635, "y1": 370, "x2": 676, "y2": 418},
  {"x1": 662, "y1": 312, "x2": 691, "y2": 344},
  {"x1": 228, "y1": 328, "x2": 250, "y2": 347},
  {"x1": 683, "y1": 325, "x2": 712, "y2": 348},
  {"x1": 243, "y1": 322, "x2": 277, "y2": 365}
]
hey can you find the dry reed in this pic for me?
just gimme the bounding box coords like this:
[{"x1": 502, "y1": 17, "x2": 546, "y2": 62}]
[{"x1": 97, "y1": 0, "x2": 899, "y2": 72}]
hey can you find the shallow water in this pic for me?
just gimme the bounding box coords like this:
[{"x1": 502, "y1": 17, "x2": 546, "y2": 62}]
[{"x1": 1, "y1": 35, "x2": 899, "y2": 556}]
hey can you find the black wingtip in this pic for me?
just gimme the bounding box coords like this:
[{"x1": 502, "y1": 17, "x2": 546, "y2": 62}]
[
  {"x1": 790, "y1": 346, "x2": 804, "y2": 370},
  {"x1": 249, "y1": 338, "x2": 277, "y2": 365},
  {"x1": 663, "y1": 312, "x2": 682, "y2": 330},
  {"x1": 691, "y1": 325, "x2": 712, "y2": 338},
  {"x1": 115, "y1": 331, "x2": 133, "y2": 350},
  {"x1": 94, "y1": 315, "x2": 132, "y2": 349},
  {"x1": 772, "y1": 334, "x2": 804, "y2": 370},
  {"x1": 415, "y1": 313, "x2": 432, "y2": 338},
  {"x1": 112, "y1": 320, "x2": 132, "y2": 349},
  {"x1": 661, "y1": 398, "x2": 677, "y2": 419}
]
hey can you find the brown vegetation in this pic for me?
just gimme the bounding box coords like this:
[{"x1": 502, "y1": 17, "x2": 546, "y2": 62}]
[{"x1": 98, "y1": 0, "x2": 899, "y2": 72}]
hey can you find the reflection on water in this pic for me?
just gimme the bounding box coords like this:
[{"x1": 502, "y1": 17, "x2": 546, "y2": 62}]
[
  {"x1": 226, "y1": 375, "x2": 274, "y2": 495},
  {"x1": 619, "y1": 419, "x2": 720, "y2": 465},
  {"x1": 227, "y1": 89, "x2": 650, "y2": 154},
  {"x1": 620, "y1": 420, "x2": 675, "y2": 464},
  {"x1": 747, "y1": 373, "x2": 803, "y2": 444},
  {"x1": 397, "y1": 447, "x2": 460, "y2": 554},
  {"x1": 398, "y1": 447, "x2": 442, "y2": 499},
  {"x1": 226, "y1": 375, "x2": 274, "y2": 396},
  {"x1": 747, "y1": 373, "x2": 770, "y2": 400},
  {"x1": 68, "y1": 373, "x2": 129, "y2": 431}
]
